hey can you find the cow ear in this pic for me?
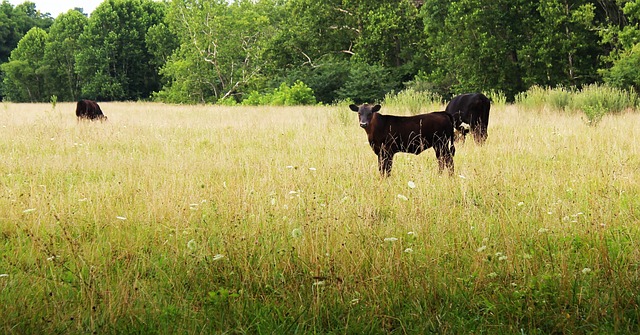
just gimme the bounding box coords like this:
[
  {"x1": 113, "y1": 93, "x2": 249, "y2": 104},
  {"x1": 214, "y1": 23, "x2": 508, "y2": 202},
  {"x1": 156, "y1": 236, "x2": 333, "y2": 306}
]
[
  {"x1": 349, "y1": 104, "x2": 359, "y2": 112},
  {"x1": 372, "y1": 105, "x2": 381, "y2": 113}
]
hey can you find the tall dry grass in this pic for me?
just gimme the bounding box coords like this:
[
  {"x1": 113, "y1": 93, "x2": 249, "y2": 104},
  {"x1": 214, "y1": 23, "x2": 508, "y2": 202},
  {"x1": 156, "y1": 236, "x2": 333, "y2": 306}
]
[{"x1": 0, "y1": 101, "x2": 639, "y2": 333}]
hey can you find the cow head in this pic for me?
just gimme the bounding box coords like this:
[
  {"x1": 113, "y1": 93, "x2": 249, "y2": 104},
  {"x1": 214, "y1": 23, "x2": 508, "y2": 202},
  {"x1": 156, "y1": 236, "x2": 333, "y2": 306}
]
[{"x1": 349, "y1": 104, "x2": 381, "y2": 128}]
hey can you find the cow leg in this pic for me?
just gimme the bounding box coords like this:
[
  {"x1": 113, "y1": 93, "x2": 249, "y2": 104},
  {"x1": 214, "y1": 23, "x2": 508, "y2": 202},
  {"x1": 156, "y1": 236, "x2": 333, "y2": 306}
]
[
  {"x1": 378, "y1": 152, "x2": 394, "y2": 177},
  {"x1": 434, "y1": 141, "x2": 455, "y2": 175},
  {"x1": 470, "y1": 115, "x2": 488, "y2": 144}
]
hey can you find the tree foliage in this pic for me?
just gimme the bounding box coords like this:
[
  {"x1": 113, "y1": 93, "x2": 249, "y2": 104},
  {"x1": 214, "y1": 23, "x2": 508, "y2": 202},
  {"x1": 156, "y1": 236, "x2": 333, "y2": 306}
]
[
  {"x1": 42, "y1": 10, "x2": 88, "y2": 101},
  {"x1": 3, "y1": 0, "x2": 640, "y2": 104},
  {"x1": 155, "y1": 0, "x2": 273, "y2": 103},
  {"x1": 1, "y1": 26, "x2": 47, "y2": 101},
  {"x1": 75, "y1": 0, "x2": 166, "y2": 101},
  {"x1": 602, "y1": 0, "x2": 640, "y2": 91}
]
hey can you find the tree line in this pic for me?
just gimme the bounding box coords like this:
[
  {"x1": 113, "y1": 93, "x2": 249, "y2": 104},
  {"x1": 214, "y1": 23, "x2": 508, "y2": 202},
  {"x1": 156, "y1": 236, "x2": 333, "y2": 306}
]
[{"x1": 2, "y1": 0, "x2": 640, "y2": 104}]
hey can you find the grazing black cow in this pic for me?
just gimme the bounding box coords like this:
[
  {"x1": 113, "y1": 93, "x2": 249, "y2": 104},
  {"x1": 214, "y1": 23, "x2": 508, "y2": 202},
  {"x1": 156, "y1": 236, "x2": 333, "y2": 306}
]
[
  {"x1": 350, "y1": 104, "x2": 455, "y2": 176},
  {"x1": 444, "y1": 93, "x2": 490, "y2": 144},
  {"x1": 76, "y1": 99, "x2": 107, "y2": 121}
]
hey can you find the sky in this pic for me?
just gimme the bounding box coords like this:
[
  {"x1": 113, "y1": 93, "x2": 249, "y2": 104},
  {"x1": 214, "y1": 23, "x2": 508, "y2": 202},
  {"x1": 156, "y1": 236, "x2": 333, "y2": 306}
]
[{"x1": 8, "y1": 0, "x2": 103, "y2": 17}]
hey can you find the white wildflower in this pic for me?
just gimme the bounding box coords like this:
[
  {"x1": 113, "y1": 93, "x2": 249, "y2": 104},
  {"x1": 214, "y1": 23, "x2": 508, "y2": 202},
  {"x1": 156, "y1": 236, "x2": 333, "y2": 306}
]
[
  {"x1": 477, "y1": 245, "x2": 487, "y2": 252},
  {"x1": 397, "y1": 194, "x2": 408, "y2": 201},
  {"x1": 582, "y1": 267, "x2": 592, "y2": 275},
  {"x1": 498, "y1": 255, "x2": 508, "y2": 261},
  {"x1": 403, "y1": 248, "x2": 413, "y2": 253},
  {"x1": 517, "y1": 202, "x2": 524, "y2": 206},
  {"x1": 291, "y1": 228, "x2": 303, "y2": 238},
  {"x1": 187, "y1": 239, "x2": 197, "y2": 251},
  {"x1": 407, "y1": 181, "x2": 416, "y2": 189},
  {"x1": 383, "y1": 237, "x2": 398, "y2": 242}
]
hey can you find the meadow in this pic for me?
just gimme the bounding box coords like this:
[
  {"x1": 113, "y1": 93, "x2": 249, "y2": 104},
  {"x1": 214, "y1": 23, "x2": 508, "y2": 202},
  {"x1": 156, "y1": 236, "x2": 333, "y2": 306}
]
[{"x1": 0, "y1": 101, "x2": 639, "y2": 334}]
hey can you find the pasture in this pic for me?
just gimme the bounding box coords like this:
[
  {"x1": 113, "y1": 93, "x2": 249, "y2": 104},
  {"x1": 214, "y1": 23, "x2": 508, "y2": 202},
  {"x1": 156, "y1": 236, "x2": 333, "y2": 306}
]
[{"x1": 0, "y1": 102, "x2": 639, "y2": 334}]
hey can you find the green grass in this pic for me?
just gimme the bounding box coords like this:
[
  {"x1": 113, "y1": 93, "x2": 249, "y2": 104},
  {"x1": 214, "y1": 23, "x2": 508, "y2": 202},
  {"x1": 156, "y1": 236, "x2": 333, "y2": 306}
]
[{"x1": 1, "y1": 102, "x2": 639, "y2": 334}]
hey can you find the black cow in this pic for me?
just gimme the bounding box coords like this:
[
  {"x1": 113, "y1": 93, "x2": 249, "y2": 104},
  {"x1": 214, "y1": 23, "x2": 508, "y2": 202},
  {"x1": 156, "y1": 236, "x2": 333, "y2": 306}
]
[
  {"x1": 444, "y1": 93, "x2": 490, "y2": 144},
  {"x1": 350, "y1": 104, "x2": 455, "y2": 176},
  {"x1": 76, "y1": 99, "x2": 107, "y2": 121}
]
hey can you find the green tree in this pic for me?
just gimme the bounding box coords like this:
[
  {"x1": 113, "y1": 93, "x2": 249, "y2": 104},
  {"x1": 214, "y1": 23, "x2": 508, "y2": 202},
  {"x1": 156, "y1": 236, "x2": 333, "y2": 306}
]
[
  {"x1": 75, "y1": 0, "x2": 166, "y2": 100},
  {"x1": 351, "y1": 1, "x2": 424, "y2": 69},
  {"x1": 421, "y1": 0, "x2": 533, "y2": 99},
  {"x1": 41, "y1": 10, "x2": 88, "y2": 101},
  {"x1": 0, "y1": 1, "x2": 52, "y2": 63},
  {"x1": 0, "y1": 1, "x2": 53, "y2": 99},
  {"x1": 336, "y1": 62, "x2": 397, "y2": 103},
  {"x1": 519, "y1": 0, "x2": 600, "y2": 88},
  {"x1": 263, "y1": 0, "x2": 422, "y2": 103},
  {"x1": 602, "y1": 0, "x2": 640, "y2": 90},
  {"x1": 262, "y1": 0, "x2": 354, "y2": 72},
  {"x1": 1, "y1": 26, "x2": 47, "y2": 101},
  {"x1": 156, "y1": 0, "x2": 272, "y2": 103}
]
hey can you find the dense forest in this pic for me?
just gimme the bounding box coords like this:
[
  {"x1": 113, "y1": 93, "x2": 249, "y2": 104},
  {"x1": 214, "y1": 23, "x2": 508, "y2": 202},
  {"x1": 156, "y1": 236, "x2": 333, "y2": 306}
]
[{"x1": 2, "y1": 0, "x2": 640, "y2": 104}]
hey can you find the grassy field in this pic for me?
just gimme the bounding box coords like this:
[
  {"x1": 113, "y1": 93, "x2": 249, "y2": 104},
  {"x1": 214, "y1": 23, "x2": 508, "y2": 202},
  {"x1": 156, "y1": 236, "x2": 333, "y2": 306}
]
[{"x1": 1, "y1": 101, "x2": 639, "y2": 334}]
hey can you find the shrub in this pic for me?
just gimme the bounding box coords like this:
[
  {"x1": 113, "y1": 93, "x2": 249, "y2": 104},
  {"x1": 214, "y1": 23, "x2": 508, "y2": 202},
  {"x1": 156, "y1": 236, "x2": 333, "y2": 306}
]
[
  {"x1": 571, "y1": 84, "x2": 637, "y2": 125},
  {"x1": 571, "y1": 84, "x2": 636, "y2": 114},
  {"x1": 383, "y1": 89, "x2": 443, "y2": 115},
  {"x1": 546, "y1": 87, "x2": 573, "y2": 112},
  {"x1": 284, "y1": 58, "x2": 351, "y2": 104},
  {"x1": 216, "y1": 96, "x2": 238, "y2": 106},
  {"x1": 486, "y1": 90, "x2": 507, "y2": 107},
  {"x1": 241, "y1": 81, "x2": 316, "y2": 106},
  {"x1": 515, "y1": 84, "x2": 637, "y2": 125},
  {"x1": 515, "y1": 86, "x2": 574, "y2": 113},
  {"x1": 241, "y1": 91, "x2": 269, "y2": 106},
  {"x1": 515, "y1": 86, "x2": 557, "y2": 111}
]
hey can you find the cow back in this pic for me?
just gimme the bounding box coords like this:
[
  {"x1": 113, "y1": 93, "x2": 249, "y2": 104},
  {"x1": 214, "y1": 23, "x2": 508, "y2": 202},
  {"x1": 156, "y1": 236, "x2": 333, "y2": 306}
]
[
  {"x1": 371, "y1": 112, "x2": 453, "y2": 154},
  {"x1": 445, "y1": 93, "x2": 490, "y2": 126},
  {"x1": 76, "y1": 99, "x2": 106, "y2": 121}
]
